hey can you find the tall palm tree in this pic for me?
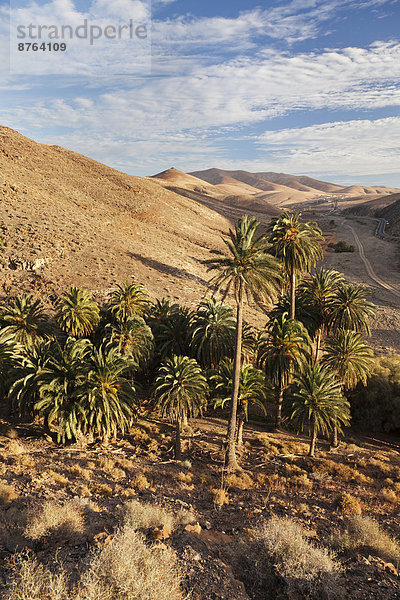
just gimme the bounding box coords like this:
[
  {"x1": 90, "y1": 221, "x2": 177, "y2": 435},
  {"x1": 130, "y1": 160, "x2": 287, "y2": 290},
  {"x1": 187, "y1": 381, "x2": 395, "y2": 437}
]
[
  {"x1": 154, "y1": 355, "x2": 208, "y2": 459},
  {"x1": 267, "y1": 212, "x2": 323, "y2": 319},
  {"x1": 108, "y1": 281, "x2": 151, "y2": 322},
  {"x1": 300, "y1": 268, "x2": 343, "y2": 362},
  {"x1": 0, "y1": 294, "x2": 51, "y2": 347},
  {"x1": 190, "y1": 298, "x2": 236, "y2": 369},
  {"x1": 104, "y1": 315, "x2": 154, "y2": 370},
  {"x1": 289, "y1": 363, "x2": 350, "y2": 456},
  {"x1": 328, "y1": 283, "x2": 376, "y2": 335},
  {"x1": 56, "y1": 287, "x2": 100, "y2": 338},
  {"x1": 205, "y1": 215, "x2": 281, "y2": 470},
  {"x1": 257, "y1": 314, "x2": 311, "y2": 428},
  {"x1": 211, "y1": 360, "x2": 267, "y2": 446},
  {"x1": 321, "y1": 329, "x2": 374, "y2": 446}
]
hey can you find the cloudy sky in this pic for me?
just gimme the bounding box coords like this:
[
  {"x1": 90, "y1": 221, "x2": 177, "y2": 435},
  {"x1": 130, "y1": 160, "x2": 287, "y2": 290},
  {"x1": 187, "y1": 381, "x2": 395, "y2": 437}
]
[{"x1": 1, "y1": 0, "x2": 400, "y2": 185}]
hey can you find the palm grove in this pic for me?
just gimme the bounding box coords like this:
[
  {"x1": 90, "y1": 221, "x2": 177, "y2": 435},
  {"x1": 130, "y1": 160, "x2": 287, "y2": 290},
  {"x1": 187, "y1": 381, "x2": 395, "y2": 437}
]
[{"x1": 0, "y1": 213, "x2": 376, "y2": 470}]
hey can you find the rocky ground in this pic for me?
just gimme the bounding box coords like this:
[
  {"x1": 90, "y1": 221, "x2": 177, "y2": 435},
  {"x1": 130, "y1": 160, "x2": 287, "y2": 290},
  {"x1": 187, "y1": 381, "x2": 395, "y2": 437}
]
[{"x1": 0, "y1": 411, "x2": 399, "y2": 599}]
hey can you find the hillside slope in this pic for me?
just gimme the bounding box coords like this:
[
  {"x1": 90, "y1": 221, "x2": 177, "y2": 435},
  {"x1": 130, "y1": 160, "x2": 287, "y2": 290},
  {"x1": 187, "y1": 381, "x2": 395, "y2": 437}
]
[{"x1": 0, "y1": 127, "x2": 232, "y2": 303}]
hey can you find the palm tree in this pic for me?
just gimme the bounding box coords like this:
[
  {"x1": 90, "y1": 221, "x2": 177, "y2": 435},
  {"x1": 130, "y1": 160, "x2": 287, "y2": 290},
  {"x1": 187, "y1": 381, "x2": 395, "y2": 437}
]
[
  {"x1": 211, "y1": 360, "x2": 267, "y2": 446},
  {"x1": 289, "y1": 363, "x2": 350, "y2": 456},
  {"x1": 83, "y1": 346, "x2": 137, "y2": 441},
  {"x1": 34, "y1": 338, "x2": 93, "y2": 443},
  {"x1": 56, "y1": 287, "x2": 100, "y2": 338},
  {"x1": 104, "y1": 315, "x2": 154, "y2": 370},
  {"x1": 328, "y1": 283, "x2": 376, "y2": 335},
  {"x1": 154, "y1": 355, "x2": 208, "y2": 459},
  {"x1": 257, "y1": 314, "x2": 311, "y2": 428},
  {"x1": 151, "y1": 303, "x2": 193, "y2": 360},
  {"x1": 108, "y1": 281, "x2": 151, "y2": 322},
  {"x1": 0, "y1": 330, "x2": 22, "y2": 401},
  {"x1": 205, "y1": 215, "x2": 281, "y2": 470},
  {"x1": 267, "y1": 212, "x2": 323, "y2": 319},
  {"x1": 190, "y1": 298, "x2": 236, "y2": 369},
  {"x1": 300, "y1": 268, "x2": 343, "y2": 362},
  {"x1": 321, "y1": 329, "x2": 374, "y2": 446},
  {"x1": 0, "y1": 294, "x2": 50, "y2": 347}
]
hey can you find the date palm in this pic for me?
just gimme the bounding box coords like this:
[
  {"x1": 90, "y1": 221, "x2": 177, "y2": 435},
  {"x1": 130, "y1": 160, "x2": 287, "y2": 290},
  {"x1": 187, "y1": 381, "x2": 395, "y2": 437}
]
[
  {"x1": 267, "y1": 212, "x2": 323, "y2": 319},
  {"x1": 300, "y1": 268, "x2": 343, "y2": 362},
  {"x1": 154, "y1": 355, "x2": 208, "y2": 459},
  {"x1": 257, "y1": 314, "x2": 311, "y2": 428},
  {"x1": 0, "y1": 294, "x2": 51, "y2": 347},
  {"x1": 104, "y1": 315, "x2": 154, "y2": 370},
  {"x1": 289, "y1": 363, "x2": 350, "y2": 456},
  {"x1": 321, "y1": 329, "x2": 374, "y2": 446},
  {"x1": 56, "y1": 287, "x2": 100, "y2": 338},
  {"x1": 211, "y1": 360, "x2": 266, "y2": 446},
  {"x1": 190, "y1": 298, "x2": 236, "y2": 369},
  {"x1": 328, "y1": 283, "x2": 375, "y2": 335},
  {"x1": 205, "y1": 215, "x2": 281, "y2": 470},
  {"x1": 109, "y1": 281, "x2": 151, "y2": 322},
  {"x1": 152, "y1": 303, "x2": 193, "y2": 360}
]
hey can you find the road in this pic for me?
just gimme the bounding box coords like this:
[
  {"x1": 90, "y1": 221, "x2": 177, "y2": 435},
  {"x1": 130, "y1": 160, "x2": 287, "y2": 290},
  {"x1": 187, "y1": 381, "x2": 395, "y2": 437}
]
[{"x1": 345, "y1": 223, "x2": 400, "y2": 301}]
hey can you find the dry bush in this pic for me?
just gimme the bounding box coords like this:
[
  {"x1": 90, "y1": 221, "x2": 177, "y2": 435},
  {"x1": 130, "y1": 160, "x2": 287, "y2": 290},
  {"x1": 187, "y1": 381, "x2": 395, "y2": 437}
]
[
  {"x1": 212, "y1": 488, "x2": 229, "y2": 508},
  {"x1": 0, "y1": 483, "x2": 18, "y2": 504},
  {"x1": 76, "y1": 484, "x2": 91, "y2": 498},
  {"x1": 131, "y1": 473, "x2": 150, "y2": 490},
  {"x1": 337, "y1": 516, "x2": 400, "y2": 563},
  {"x1": 380, "y1": 487, "x2": 397, "y2": 504},
  {"x1": 335, "y1": 492, "x2": 362, "y2": 515},
  {"x1": 225, "y1": 470, "x2": 253, "y2": 490},
  {"x1": 98, "y1": 457, "x2": 125, "y2": 479},
  {"x1": 173, "y1": 471, "x2": 193, "y2": 484},
  {"x1": 115, "y1": 457, "x2": 135, "y2": 471},
  {"x1": 130, "y1": 426, "x2": 151, "y2": 445},
  {"x1": 288, "y1": 474, "x2": 312, "y2": 490},
  {"x1": 90, "y1": 483, "x2": 113, "y2": 497},
  {"x1": 119, "y1": 487, "x2": 137, "y2": 499},
  {"x1": 25, "y1": 499, "x2": 85, "y2": 541},
  {"x1": 255, "y1": 472, "x2": 285, "y2": 492},
  {"x1": 249, "y1": 516, "x2": 342, "y2": 599},
  {"x1": 48, "y1": 470, "x2": 69, "y2": 488},
  {"x1": 199, "y1": 473, "x2": 214, "y2": 488},
  {"x1": 7, "y1": 440, "x2": 26, "y2": 456},
  {"x1": 124, "y1": 500, "x2": 175, "y2": 531},
  {"x1": 68, "y1": 465, "x2": 93, "y2": 480},
  {"x1": 257, "y1": 434, "x2": 281, "y2": 455},
  {"x1": 76, "y1": 526, "x2": 183, "y2": 600},
  {"x1": 4, "y1": 553, "x2": 69, "y2": 600},
  {"x1": 369, "y1": 458, "x2": 393, "y2": 478}
]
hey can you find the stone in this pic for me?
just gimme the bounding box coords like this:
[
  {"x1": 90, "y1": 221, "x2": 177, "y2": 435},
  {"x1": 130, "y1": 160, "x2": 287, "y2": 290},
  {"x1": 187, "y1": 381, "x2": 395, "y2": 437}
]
[
  {"x1": 150, "y1": 524, "x2": 172, "y2": 540},
  {"x1": 185, "y1": 523, "x2": 202, "y2": 535}
]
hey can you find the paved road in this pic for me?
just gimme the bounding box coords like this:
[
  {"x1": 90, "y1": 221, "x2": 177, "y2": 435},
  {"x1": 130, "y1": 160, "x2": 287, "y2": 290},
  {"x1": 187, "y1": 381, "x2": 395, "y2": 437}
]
[{"x1": 345, "y1": 223, "x2": 400, "y2": 301}]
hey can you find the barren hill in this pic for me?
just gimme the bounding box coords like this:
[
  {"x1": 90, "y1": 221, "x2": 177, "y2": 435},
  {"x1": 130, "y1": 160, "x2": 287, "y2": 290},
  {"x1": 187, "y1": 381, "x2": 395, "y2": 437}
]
[{"x1": 0, "y1": 127, "x2": 234, "y2": 304}]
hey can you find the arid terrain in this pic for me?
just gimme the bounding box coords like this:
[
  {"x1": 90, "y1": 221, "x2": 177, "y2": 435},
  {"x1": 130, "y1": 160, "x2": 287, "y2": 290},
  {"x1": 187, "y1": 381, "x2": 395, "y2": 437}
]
[{"x1": 0, "y1": 126, "x2": 400, "y2": 599}]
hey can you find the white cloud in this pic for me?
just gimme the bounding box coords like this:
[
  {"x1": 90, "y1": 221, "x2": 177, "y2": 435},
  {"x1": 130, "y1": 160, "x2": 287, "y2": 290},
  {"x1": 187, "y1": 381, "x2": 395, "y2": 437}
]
[{"x1": 256, "y1": 117, "x2": 400, "y2": 176}]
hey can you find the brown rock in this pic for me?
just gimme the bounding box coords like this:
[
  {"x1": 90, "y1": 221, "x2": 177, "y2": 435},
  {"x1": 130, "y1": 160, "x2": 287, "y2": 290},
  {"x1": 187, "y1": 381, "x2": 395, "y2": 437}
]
[
  {"x1": 150, "y1": 524, "x2": 172, "y2": 540},
  {"x1": 185, "y1": 523, "x2": 202, "y2": 535},
  {"x1": 384, "y1": 562, "x2": 398, "y2": 576}
]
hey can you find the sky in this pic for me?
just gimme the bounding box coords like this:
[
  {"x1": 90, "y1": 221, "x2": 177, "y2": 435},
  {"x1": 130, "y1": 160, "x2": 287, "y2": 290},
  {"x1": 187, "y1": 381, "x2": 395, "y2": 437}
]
[{"x1": 0, "y1": 0, "x2": 400, "y2": 186}]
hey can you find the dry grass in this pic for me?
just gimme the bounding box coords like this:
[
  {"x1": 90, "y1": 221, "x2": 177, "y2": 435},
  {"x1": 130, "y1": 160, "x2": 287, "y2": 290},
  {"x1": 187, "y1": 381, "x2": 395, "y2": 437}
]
[
  {"x1": 131, "y1": 473, "x2": 150, "y2": 490},
  {"x1": 90, "y1": 483, "x2": 113, "y2": 497},
  {"x1": 337, "y1": 516, "x2": 400, "y2": 563},
  {"x1": 124, "y1": 500, "x2": 175, "y2": 531},
  {"x1": 225, "y1": 470, "x2": 253, "y2": 490},
  {"x1": 335, "y1": 492, "x2": 362, "y2": 515},
  {"x1": 173, "y1": 471, "x2": 193, "y2": 484},
  {"x1": 380, "y1": 487, "x2": 398, "y2": 504},
  {"x1": 287, "y1": 474, "x2": 313, "y2": 490},
  {"x1": 68, "y1": 465, "x2": 93, "y2": 480},
  {"x1": 250, "y1": 516, "x2": 342, "y2": 598},
  {"x1": 212, "y1": 488, "x2": 229, "y2": 508},
  {"x1": 199, "y1": 473, "x2": 214, "y2": 488},
  {"x1": 76, "y1": 526, "x2": 183, "y2": 600},
  {"x1": 5, "y1": 527, "x2": 184, "y2": 600},
  {"x1": 48, "y1": 470, "x2": 69, "y2": 488},
  {"x1": 25, "y1": 499, "x2": 85, "y2": 541},
  {"x1": 0, "y1": 483, "x2": 18, "y2": 504}
]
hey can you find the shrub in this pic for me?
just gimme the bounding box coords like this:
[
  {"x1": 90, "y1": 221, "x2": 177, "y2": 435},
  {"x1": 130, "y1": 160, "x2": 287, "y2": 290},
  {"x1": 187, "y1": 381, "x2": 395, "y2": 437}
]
[
  {"x1": 380, "y1": 488, "x2": 397, "y2": 504},
  {"x1": 337, "y1": 516, "x2": 400, "y2": 563},
  {"x1": 212, "y1": 488, "x2": 229, "y2": 508},
  {"x1": 249, "y1": 516, "x2": 342, "y2": 598},
  {"x1": 0, "y1": 483, "x2": 18, "y2": 505},
  {"x1": 25, "y1": 499, "x2": 85, "y2": 541},
  {"x1": 131, "y1": 473, "x2": 150, "y2": 490},
  {"x1": 90, "y1": 483, "x2": 113, "y2": 497},
  {"x1": 4, "y1": 552, "x2": 69, "y2": 600},
  {"x1": 124, "y1": 500, "x2": 175, "y2": 531},
  {"x1": 225, "y1": 470, "x2": 253, "y2": 490},
  {"x1": 332, "y1": 241, "x2": 355, "y2": 253},
  {"x1": 76, "y1": 526, "x2": 183, "y2": 600},
  {"x1": 335, "y1": 492, "x2": 362, "y2": 515}
]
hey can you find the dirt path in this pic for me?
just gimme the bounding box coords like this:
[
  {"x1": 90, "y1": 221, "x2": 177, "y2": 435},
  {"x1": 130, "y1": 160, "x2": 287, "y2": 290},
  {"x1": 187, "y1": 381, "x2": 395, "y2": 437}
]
[{"x1": 345, "y1": 222, "x2": 400, "y2": 302}]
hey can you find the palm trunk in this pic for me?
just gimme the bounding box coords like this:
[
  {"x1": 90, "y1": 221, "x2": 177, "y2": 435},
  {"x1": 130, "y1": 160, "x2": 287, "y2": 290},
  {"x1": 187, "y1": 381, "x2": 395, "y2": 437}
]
[
  {"x1": 314, "y1": 330, "x2": 322, "y2": 365},
  {"x1": 290, "y1": 269, "x2": 296, "y2": 320},
  {"x1": 309, "y1": 420, "x2": 317, "y2": 457},
  {"x1": 236, "y1": 413, "x2": 245, "y2": 447},
  {"x1": 331, "y1": 422, "x2": 338, "y2": 448},
  {"x1": 175, "y1": 417, "x2": 182, "y2": 460},
  {"x1": 182, "y1": 414, "x2": 188, "y2": 428},
  {"x1": 276, "y1": 386, "x2": 284, "y2": 429},
  {"x1": 225, "y1": 284, "x2": 243, "y2": 471}
]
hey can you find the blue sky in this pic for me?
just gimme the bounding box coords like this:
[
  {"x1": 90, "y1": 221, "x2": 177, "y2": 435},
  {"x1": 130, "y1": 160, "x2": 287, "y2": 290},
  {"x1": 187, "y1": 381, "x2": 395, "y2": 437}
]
[{"x1": 1, "y1": 0, "x2": 400, "y2": 185}]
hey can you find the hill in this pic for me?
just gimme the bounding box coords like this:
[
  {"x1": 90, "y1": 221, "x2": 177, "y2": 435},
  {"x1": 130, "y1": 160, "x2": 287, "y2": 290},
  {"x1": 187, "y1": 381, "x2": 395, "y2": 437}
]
[
  {"x1": 377, "y1": 195, "x2": 400, "y2": 236},
  {"x1": 0, "y1": 127, "x2": 235, "y2": 304}
]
